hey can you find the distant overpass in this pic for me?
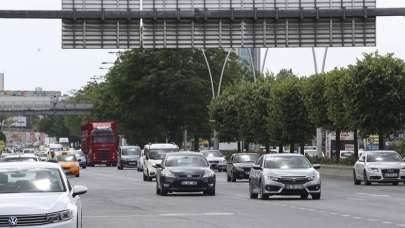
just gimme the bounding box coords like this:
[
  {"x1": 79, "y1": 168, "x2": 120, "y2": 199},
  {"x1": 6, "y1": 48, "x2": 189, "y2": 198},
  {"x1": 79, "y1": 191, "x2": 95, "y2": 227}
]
[{"x1": 0, "y1": 90, "x2": 93, "y2": 116}]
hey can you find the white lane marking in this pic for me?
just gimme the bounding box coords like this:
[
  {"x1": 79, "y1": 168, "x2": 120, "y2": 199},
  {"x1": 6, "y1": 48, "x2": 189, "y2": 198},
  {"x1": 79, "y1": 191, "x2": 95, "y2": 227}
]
[
  {"x1": 366, "y1": 218, "x2": 377, "y2": 222},
  {"x1": 356, "y1": 192, "x2": 391, "y2": 198},
  {"x1": 382, "y1": 221, "x2": 393, "y2": 225},
  {"x1": 397, "y1": 224, "x2": 405, "y2": 227},
  {"x1": 86, "y1": 212, "x2": 234, "y2": 218},
  {"x1": 347, "y1": 197, "x2": 366, "y2": 201},
  {"x1": 341, "y1": 214, "x2": 350, "y2": 217},
  {"x1": 352, "y1": 216, "x2": 363, "y2": 219}
]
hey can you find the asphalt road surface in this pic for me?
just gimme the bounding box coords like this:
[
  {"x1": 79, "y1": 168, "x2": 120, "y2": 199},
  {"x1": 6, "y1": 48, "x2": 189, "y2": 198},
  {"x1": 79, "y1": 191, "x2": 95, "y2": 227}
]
[{"x1": 69, "y1": 167, "x2": 405, "y2": 228}]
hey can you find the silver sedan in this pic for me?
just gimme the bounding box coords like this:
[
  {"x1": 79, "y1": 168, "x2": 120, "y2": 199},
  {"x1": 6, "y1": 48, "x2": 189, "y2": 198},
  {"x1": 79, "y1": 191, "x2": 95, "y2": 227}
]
[
  {"x1": 249, "y1": 154, "x2": 321, "y2": 200},
  {"x1": 353, "y1": 150, "x2": 405, "y2": 185}
]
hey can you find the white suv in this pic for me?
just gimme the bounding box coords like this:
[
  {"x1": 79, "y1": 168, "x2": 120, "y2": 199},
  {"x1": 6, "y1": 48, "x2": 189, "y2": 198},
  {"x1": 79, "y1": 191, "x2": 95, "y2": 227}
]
[{"x1": 142, "y1": 144, "x2": 179, "y2": 181}]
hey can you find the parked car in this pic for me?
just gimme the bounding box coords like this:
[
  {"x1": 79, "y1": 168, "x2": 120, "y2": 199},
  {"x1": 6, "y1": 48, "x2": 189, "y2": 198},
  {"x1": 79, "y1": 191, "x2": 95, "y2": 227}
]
[
  {"x1": 57, "y1": 154, "x2": 81, "y2": 177},
  {"x1": 154, "y1": 152, "x2": 216, "y2": 196},
  {"x1": 340, "y1": 150, "x2": 354, "y2": 159},
  {"x1": 74, "y1": 150, "x2": 87, "y2": 169},
  {"x1": 143, "y1": 144, "x2": 179, "y2": 181},
  {"x1": 117, "y1": 145, "x2": 141, "y2": 170},
  {"x1": 227, "y1": 153, "x2": 259, "y2": 182},
  {"x1": 304, "y1": 150, "x2": 325, "y2": 159},
  {"x1": 249, "y1": 154, "x2": 321, "y2": 200},
  {"x1": 0, "y1": 162, "x2": 87, "y2": 227},
  {"x1": 201, "y1": 150, "x2": 226, "y2": 171},
  {"x1": 353, "y1": 150, "x2": 405, "y2": 185},
  {"x1": 1, "y1": 153, "x2": 39, "y2": 162}
]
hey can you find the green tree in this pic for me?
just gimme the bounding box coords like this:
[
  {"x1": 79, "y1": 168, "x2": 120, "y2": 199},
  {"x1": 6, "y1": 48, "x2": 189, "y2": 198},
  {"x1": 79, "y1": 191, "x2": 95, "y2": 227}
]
[
  {"x1": 349, "y1": 52, "x2": 405, "y2": 149},
  {"x1": 267, "y1": 70, "x2": 314, "y2": 153}
]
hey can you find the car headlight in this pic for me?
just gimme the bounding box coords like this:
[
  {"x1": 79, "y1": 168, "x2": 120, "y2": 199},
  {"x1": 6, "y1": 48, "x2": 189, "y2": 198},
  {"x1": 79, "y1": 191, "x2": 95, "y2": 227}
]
[
  {"x1": 203, "y1": 170, "x2": 215, "y2": 178},
  {"x1": 308, "y1": 172, "x2": 320, "y2": 181},
  {"x1": 220, "y1": 159, "x2": 226, "y2": 164},
  {"x1": 75, "y1": 162, "x2": 80, "y2": 167},
  {"x1": 400, "y1": 168, "x2": 405, "y2": 173},
  {"x1": 48, "y1": 210, "x2": 73, "y2": 223},
  {"x1": 367, "y1": 167, "x2": 380, "y2": 172},
  {"x1": 162, "y1": 170, "x2": 175, "y2": 178}
]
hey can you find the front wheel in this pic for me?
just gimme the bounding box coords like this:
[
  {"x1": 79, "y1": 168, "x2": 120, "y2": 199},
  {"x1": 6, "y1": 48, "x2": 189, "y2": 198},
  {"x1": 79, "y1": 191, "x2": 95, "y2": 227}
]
[
  {"x1": 204, "y1": 188, "x2": 215, "y2": 196},
  {"x1": 143, "y1": 173, "x2": 147, "y2": 181},
  {"x1": 392, "y1": 182, "x2": 399, "y2": 186},
  {"x1": 300, "y1": 194, "x2": 309, "y2": 200},
  {"x1": 353, "y1": 170, "x2": 361, "y2": 185},
  {"x1": 231, "y1": 172, "x2": 237, "y2": 182},
  {"x1": 156, "y1": 183, "x2": 161, "y2": 195},
  {"x1": 76, "y1": 174, "x2": 80, "y2": 178},
  {"x1": 312, "y1": 193, "x2": 321, "y2": 200},
  {"x1": 227, "y1": 174, "x2": 231, "y2": 182},
  {"x1": 363, "y1": 171, "x2": 371, "y2": 185}
]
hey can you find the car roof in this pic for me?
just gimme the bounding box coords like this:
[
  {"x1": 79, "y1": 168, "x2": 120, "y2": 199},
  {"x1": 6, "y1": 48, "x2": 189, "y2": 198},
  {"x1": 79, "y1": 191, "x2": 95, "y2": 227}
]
[
  {"x1": 0, "y1": 162, "x2": 61, "y2": 169},
  {"x1": 147, "y1": 144, "x2": 179, "y2": 149},
  {"x1": 233, "y1": 153, "x2": 258, "y2": 156},
  {"x1": 200, "y1": 150, "x2": 221, "y2": 153},
  {"x1": 264, "y1": 153, "x2": 304, "y2": 158},
  {"x1": 121, "y1": 145, "x2": 140, "y2": 149},
  {"x1": 166, "y1": 151, "x2": 203, "y2": 156},
  {"x1": 3, "y1": 153, "x2": 37, "y2": 158},
  {"x1": 364, "y1": 150, "x2": 398, "y2": 154}
]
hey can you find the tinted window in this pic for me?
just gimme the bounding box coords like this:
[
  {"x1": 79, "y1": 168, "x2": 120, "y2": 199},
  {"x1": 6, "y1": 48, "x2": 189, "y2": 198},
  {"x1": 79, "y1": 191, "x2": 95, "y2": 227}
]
[
  {"x1": 165, "y1": 155, "x2": 209, "y2": 167},
  {"x1": 367, "y1": 152, "x2": 402, "y2": 162},
  {"x1": 234, "y1": 154, "x2": 258, "y2": 163},
  {"x1": 149, "y1": 149, "x2": 178, "y2": 160},
  {"x1": 0, "y1": 168, "x2": 65, "y2": 193},
  {"x1": 57, "y1": 155, "x2": 76, "y2": 162},
  {"x1": 122, "y1": 148, "x2": 141, "y2": 156},
  {"x1": 202, "y1": 151, "x2": 224, "y2": 158},
  {"x1": 264, "y1": 156, "x2": 311, "y2": 169},
  {"x1": 2, "y1": 157, "x2": 37, "y2": 162}
]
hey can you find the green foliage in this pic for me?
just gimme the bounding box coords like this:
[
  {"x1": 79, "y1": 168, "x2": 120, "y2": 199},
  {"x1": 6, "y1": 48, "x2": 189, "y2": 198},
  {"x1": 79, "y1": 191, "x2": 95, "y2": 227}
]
[
  {"x1": 267, "y1": 71, "x2": 314, "y2": 147},
  {"x1": 0, "y1": 131, "x2": 6, "y2": 142},
  {"x1": 393, "y1": 138, "x2": 405, "y2": 158},
  {"x1": 349, "y1": 52, "x2": 405, "y2": 137}
]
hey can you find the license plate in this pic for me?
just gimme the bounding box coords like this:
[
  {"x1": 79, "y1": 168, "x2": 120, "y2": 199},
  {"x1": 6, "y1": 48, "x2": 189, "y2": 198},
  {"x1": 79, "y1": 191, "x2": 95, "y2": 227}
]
[
  {"x1": 181, "y1": 181, "x2": 197, "y2": 186},
  {"x1": 286, "y1": 184, "x2": 304, "y2": 190},
  {"x1": 384, "y1": 173, "x2": 398, "y2": 177},
  {"x1": 129, "y1": 162, "x2": 136, "y2": 165}
]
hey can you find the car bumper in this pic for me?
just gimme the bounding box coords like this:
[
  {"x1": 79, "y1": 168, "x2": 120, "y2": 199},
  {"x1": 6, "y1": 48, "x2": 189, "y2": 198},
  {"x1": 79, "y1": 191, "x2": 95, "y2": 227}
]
[
  {"x1": 233, "y1": 169, "x2": 252, "y2": 179},
  {"x1": 121, "y1": 160, "x2": 138, "y2": 168},
  {"x1": 209, "y1": 163, "x2": 226, "y2": 170},
  {"x1": 63, "y1": 167, "x2": 80, "y2": 175},
  {"x1": 263, "y1": 180, "x2": 321, "y2": 195},
  {"x1": 160, "y1": 177, "x2": 215, "y2": 192},
  {"x1": 367, "y1": 172, "x2": 405, "y2": 182},
  {"x1": 12, "y1": 219, "x2": 76, "y2": 228}
]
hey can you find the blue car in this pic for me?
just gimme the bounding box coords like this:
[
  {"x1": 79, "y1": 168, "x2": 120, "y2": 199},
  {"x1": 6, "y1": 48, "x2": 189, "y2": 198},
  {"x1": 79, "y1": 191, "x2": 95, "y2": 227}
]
[{"x1": 75, "y1": 150, "x2": 87, "y2": 169}]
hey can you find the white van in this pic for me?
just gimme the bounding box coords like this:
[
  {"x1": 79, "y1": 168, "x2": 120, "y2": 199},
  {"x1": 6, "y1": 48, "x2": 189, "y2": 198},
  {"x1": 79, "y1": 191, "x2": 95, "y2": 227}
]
[{"x1": 142, "y1": 143, "x2": 179, "y2": 181}]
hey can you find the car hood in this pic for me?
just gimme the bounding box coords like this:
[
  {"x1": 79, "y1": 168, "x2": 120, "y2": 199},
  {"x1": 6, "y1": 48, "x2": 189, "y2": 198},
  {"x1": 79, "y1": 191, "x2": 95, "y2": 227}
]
[
  {"x1": 264, "y1": 168, "x2": 316, "y2": 178},
  {"x1": 366, "y1": 162, "x2": 403, "y2": 169},
  {"x1": 166, "y1": 167, "x2": 209, "y2": 176},
  {"x1": 0, "y1": 192, "x2": 70, "y2": 215},
  {"x1": 121, "y1": 155, "x2": 139, "y2": 160},
  {"x1": 206, "y1": 157, "x2": 225, "y2": 162},
  {"x1": 234, "y1": 163, "x2": 255, "y2": 168}
]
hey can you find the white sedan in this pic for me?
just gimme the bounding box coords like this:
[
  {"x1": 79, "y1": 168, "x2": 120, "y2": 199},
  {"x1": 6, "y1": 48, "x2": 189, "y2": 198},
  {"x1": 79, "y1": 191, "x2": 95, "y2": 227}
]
[{"x1": 0, "y1": 162, "x2": 87, "y2": 227}]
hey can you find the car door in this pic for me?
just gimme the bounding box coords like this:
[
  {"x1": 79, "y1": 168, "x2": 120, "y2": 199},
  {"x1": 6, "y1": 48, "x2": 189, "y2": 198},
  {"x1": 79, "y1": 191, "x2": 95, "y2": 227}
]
[
  {"x1": 227, "y1": 155, "x2": 234, "y2": 175},
  {"x1": 356, "y1": 154, "x2": 366, "y2": 178},
  {"x1": 251, "y1": 156, "x2": 263, "y2": 190}
]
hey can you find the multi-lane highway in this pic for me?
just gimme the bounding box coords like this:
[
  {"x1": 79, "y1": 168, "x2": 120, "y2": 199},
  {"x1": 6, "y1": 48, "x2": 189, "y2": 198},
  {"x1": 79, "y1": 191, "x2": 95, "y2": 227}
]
[{"x1": 70, "y1": 167, "x2": 405, "y2": 228}]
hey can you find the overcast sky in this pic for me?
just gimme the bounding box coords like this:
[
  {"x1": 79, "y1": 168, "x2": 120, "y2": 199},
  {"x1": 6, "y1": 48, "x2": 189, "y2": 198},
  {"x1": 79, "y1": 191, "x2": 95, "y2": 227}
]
[{"x1": 0, "y1": 0, "x2": 404, "y2": 94}]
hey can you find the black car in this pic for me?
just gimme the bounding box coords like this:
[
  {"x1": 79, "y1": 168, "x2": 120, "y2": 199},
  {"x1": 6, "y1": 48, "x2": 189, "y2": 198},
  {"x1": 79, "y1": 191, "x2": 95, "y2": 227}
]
[
  {"x1": 227, "y1": 153, "x2": 259, "y2": 182},
  {"x1": 117, "y1": 146, "x2": 142, "y2": 170},
  {"x1": 154, "y1": 152, "x2": 216, "y2": 196}
]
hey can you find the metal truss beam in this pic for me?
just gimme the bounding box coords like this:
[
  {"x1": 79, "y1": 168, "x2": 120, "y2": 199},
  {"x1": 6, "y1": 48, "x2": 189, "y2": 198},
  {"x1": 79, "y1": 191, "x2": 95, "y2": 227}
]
[{"x1": 0, "y1": 8, "x2": 404, "y2": 20}]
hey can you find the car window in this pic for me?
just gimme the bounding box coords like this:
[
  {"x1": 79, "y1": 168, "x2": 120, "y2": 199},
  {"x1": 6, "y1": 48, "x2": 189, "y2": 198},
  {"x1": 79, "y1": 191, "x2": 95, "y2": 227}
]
[
  {"x1": 264, "y1": 156, "x2": 311, "y2": 169},
  {"x1": 366, "y1": 152, "x2": 402, "y2": 162},
  {"x1": 255, "y1": 156, "x2": 263, "y2": 166},
  {"x1": 0, "y1": 168, "x2": 66, "y2": 193},
  {"x1": 57, "y1": 155, "x2": 77, "y2": 162},
  {"x1": 359, "y1": 156, "x2": 365, "y2": 162},
  {"x1": 202, "y1": 151, "x2": 224, "y2": 157},
  {"x1": 165, "y1": 155, "x2": 209, "y2": 167},
  {"x1": 234, "y1": 154, "x2": 258, "y2": 163}
]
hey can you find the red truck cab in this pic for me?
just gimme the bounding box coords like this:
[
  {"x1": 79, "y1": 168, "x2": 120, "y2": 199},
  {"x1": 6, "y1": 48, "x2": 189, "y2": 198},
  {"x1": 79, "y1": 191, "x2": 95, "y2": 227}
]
[{"x1": 81, "y1": 121, "x2": 118, "y2": 166}]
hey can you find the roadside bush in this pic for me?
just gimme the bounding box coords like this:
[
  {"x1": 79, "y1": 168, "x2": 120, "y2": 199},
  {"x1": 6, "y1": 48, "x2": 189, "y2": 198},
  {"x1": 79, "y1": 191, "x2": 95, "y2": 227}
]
[{"x1": 393, "y1": 138, "x2": 405, "y2": 158}]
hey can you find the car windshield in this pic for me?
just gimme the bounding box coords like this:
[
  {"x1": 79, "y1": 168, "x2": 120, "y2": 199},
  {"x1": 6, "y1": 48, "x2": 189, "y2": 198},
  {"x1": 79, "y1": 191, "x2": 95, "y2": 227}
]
[
  {"x1": 264, "y1": 156, "x2": 312, "y2": 169},
  {"x1": 93, "y1": 135, "x2": 114, "y2": 143},
  {"x1": 202, "y1": 151, "x2": 223, "y2": 158},
  {"x1": 0, "y1": 168, "x2": 66, "y2": 193},
  {"x1": 56, "y1": 155, "x2": 76, "y2": 162},
  {"x1": 149, "y1": 149, "x2": 178, "y2": 160},
  {"x1": 122, "y1": 148, "x2": 141, "y2": 156},
  {"x1": 165, "y1": 155, "x2": 209, "y2": 167},
  {"x1": 234, "y1": 154, "x2": 258, "y2": 163},
  {"x1": 367, "y1": 152, "x2": 402, "y2": 162},
  {"x1": 2, "y1": 157, "x2": 37, "y2": 162}
]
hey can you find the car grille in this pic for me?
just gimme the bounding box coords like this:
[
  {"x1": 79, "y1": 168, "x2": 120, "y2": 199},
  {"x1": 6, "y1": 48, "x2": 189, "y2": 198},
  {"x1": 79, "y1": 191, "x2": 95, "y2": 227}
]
[
  {"x1": 276, "y1": 176, "x2": 310, "y2": 185},
  {"x1": 0, "y1": 213, "x2": 55, "y2": 227},
  {"x1": 177, "y1": 174, "x2": 201, "y2": 178},
  {"x1": 97, "y1": 150, "x2": 109, "y2": 160},
  {"x1": 243, "y1": 167, "x2": 251, "y2": 172},
  {"x1": 209, "y1": 161, "x2": 219, "y2": 164},
  {"x1": 381, "y1": 168, "x2": 400, "y2": 178}
]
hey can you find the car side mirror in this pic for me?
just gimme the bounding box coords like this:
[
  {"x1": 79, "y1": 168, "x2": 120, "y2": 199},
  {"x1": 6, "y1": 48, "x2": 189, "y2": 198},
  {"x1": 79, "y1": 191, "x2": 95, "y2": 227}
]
[
  {"x1": 313, "y1": 164, "x2": 321, "y2": 170},
  {"x1": 252, "y1": 165, "x2": 262, "y2": 170},
  {"x1": 78, "y1": 159, "x2": 82, "y2": 162},
  {"x1": 153, "y1": 163, "x2": 162, "y2": 169},
  {"x1": 72, "y1": 185, "x2": 88, "y2": 197}
]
